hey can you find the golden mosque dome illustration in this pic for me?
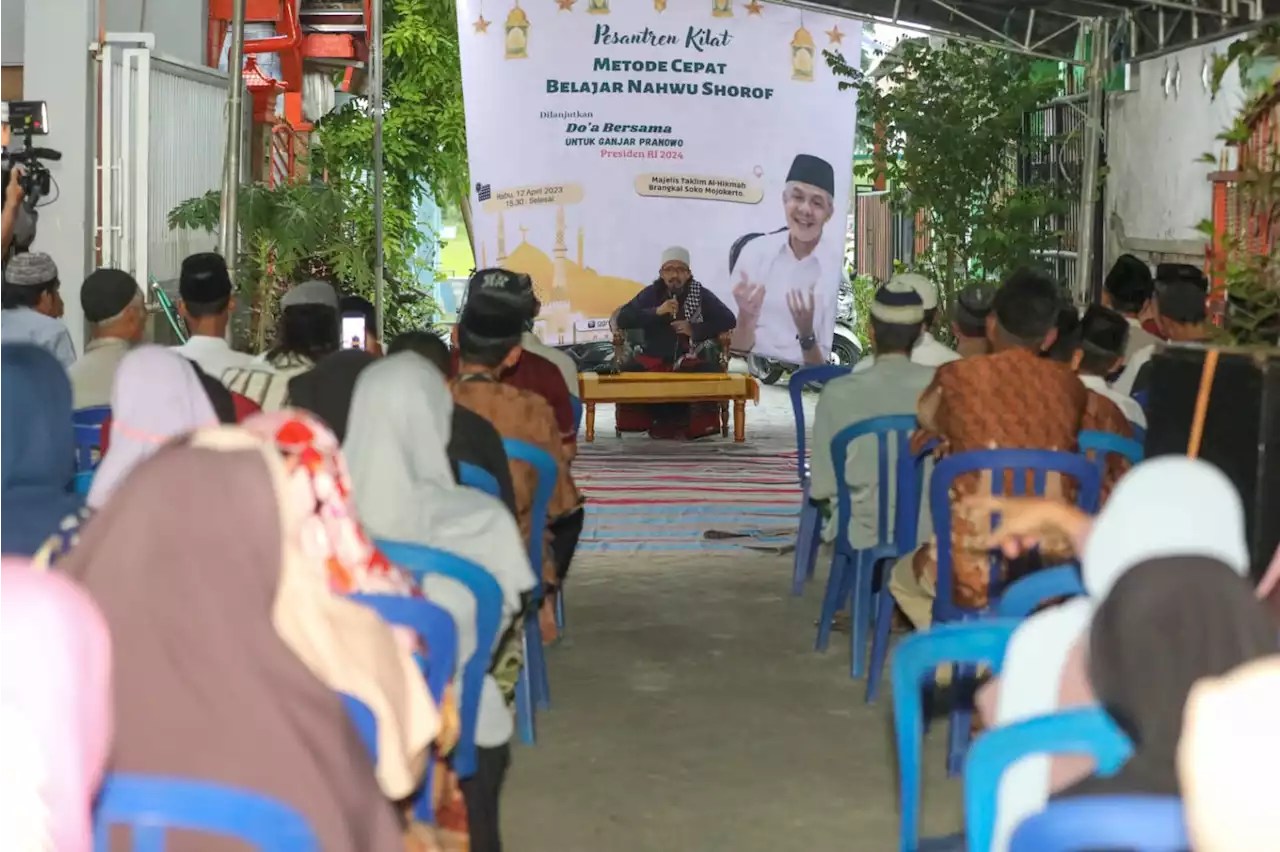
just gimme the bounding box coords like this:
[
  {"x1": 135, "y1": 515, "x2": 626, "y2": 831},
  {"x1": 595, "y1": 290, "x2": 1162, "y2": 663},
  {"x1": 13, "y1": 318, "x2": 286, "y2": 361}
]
[
  {"x1": 791, "y1": 25, "x2": 815, "y2": 48},
  {"x1": 506, "y1": 3, "x2": 529, "y2": 25}
]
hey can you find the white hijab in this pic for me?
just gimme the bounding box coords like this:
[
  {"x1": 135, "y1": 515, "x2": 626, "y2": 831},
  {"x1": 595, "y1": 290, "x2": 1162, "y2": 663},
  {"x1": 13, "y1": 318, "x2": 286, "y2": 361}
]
[
  {"x1": 1082, "y1": 456, "x2": 1249, "y2": 600},
  {"x1": 343, "y1": 352, "x2": 533, "y2": 624},
  {"x1": 991, "y1": 598, "x2": 1095, "y2": 852}
]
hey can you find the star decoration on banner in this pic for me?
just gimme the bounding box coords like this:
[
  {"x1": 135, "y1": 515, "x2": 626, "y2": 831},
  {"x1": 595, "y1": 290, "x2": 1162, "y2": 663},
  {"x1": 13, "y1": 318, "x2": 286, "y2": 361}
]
[
  {"x1": 473, "y1": 13, "x2": 491, "y2": 32},
  {"x1": 825, "y1": 24, "x2": 845, "y2": 44},
  {"x1": 654, "y1": 0, "x2": 667, "y2": 9},
  {"x1": 744, "y1": 0, "x2": 764, "y2": 14},
  {"x1": 557, "y1": 0, "x2": 576, "y2": 9}
]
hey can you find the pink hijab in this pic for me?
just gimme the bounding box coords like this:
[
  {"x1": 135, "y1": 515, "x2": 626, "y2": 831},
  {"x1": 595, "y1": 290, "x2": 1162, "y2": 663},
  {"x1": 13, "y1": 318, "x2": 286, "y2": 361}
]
[
  {"x1": 0, "y1": 558, "x2": 112, "y2": 852},
  {"x1": 87, "y1": 346, "x2": 219, "y2": 509}
]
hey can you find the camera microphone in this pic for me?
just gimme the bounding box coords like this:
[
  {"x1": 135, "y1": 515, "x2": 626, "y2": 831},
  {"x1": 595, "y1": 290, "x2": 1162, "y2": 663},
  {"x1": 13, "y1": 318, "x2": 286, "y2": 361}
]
[{"x1": 8, "y1": 147, "x2": 61, "y2": 162}]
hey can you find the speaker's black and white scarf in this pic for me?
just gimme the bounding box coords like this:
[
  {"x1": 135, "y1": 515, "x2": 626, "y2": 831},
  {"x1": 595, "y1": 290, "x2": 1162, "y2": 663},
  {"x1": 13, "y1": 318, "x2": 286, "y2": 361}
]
[{"x1": 680, "y1": 279, "x2": 704, "y2": 326}]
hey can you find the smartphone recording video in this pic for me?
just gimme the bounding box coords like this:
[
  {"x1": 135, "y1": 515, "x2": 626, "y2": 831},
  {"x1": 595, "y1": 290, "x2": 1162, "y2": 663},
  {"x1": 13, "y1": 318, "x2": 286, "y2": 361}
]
[{"x1": 342, "y1": 313, "x2": 366, "y2": 351}]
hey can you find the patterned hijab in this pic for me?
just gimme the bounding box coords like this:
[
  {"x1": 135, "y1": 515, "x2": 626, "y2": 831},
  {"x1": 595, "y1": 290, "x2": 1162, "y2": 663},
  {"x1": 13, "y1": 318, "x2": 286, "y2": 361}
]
[
  {"x1": 87, "y1": 345, "x2": 219, "y2": 509},
  {"x1": 0, "y1": 344, "x2": 82, "y2": 557},
  {"x1": 62, "y1": 430, "x2": 434, "y2": 825},
  {"x1": 0, "y1": 559, "x2": 111, "y2": 852},
  {"x1": 241, "y1": 409, "x2": 418, "y2": 598}
]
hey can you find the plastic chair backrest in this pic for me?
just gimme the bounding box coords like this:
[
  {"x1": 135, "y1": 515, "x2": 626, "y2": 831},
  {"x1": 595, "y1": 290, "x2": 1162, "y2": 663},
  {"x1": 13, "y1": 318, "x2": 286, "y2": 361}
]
[
  {"x1": 965, "y1": 709, "x2": 1135, "y2": 852},
  {"x1": 570, "y1": 395, "x2": 584, "y2": 434},
  {"x1": 340, "y1": 693, "x2": 378, "y2": 764},
  {"x1": 994, "y1": 564, "x2": 1086, "y2": 619},
  {"x1": 94, "y1": 772, "x2": 320, "y2": 850},
  {"x1": 501, "y1": 438, "x2": 556, "y2": 586},
  {"x1": 73, "y1": 405, "x2": 112, "y2": 427},
  {"x1": 457, "y1": 461, "x2": 501, "y2": 499},
  {"x1": 374, "y1": 539, "x2": 501, "y2": 780},
  {"x1": 891, "y1": 619, "x2": 1019, "y2": 852},
  {"x1": 931, "y1": 449, "x2": 1101, "y2": 622},
  {"x1": 74, "y1": 422, "x2": 105, "y2": 472},
  {"x1": 1009, "y1": 795, "x2": 1187, "y2": 852},
  {"x1": 1077, "y1": 429, "x2": 1145, "y2": 481},
  {"x1": 347, "y1": 594, "x2": 457, "y2": 704},
  {"x1": 788, "y1": 364, "x2": 852, "y2": 484},
  {"x1": 829, "y1": 414, "x2": 922, "y2": 554}
]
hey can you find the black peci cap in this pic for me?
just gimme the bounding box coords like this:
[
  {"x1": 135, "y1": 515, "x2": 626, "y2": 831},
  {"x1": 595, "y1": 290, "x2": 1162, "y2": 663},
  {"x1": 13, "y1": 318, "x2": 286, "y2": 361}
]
[
  {"x1": 1079, "y1": 304, "x2": 1130, "y2": 356},
  {"x1": 178, "y1": 252, "x2": 232, "y2": 304},
  {"x1": 784, "y1": 154, "x2": 835, "y2": 196},
  {"x1": 81, "y1": 268, "x2": 141, "y2": 323}
]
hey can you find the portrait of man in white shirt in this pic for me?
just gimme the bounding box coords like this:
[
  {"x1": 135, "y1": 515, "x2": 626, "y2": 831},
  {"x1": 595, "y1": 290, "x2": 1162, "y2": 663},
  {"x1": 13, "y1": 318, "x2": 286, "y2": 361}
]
[{"x1": 728, "y1": 154, "x2": 840, "y2": 366}]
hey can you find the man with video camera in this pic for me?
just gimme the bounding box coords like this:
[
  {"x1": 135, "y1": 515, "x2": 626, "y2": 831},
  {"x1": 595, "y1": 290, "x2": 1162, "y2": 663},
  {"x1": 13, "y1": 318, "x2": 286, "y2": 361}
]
[{"x1": 0, "y1": 165, "x2": 24, "y2": 258}]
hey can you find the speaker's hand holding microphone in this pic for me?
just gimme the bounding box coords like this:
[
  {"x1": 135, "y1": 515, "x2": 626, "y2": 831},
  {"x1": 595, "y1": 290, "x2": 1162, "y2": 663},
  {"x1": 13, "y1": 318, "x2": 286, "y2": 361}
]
[{"x1": 656, "y1": 297, "x2": 679, "y2": 318}]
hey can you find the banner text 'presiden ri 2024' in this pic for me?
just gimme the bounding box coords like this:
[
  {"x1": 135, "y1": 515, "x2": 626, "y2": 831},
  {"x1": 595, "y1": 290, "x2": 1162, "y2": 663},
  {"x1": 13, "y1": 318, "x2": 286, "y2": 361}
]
[{"x1": 456, "y1": 0, "x2": 858, "y2": 364}]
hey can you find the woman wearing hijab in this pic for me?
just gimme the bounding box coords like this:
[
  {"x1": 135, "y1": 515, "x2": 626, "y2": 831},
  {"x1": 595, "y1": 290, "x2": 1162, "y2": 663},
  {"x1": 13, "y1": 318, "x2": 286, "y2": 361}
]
[
  {"x1": 59, "y1": 431, "x2": 426, "y2": 851},
  {"x1": 241, "y1": 409, "x2": 472, "y2": 842},
  {"x1": 1058, "y1": 556, "x2": 1276, "y2": 799},
  {"x1": 1, "y1": 344, "x2": 82, "y2": 557},
  {"x1": 344, "y1": 352, "x2": 533, "y2": 852},
  {"x1": 87, "y1": 345, "x2": 221, "y2": 509},
  {"x1": 1179, "y1": 655, "x2": 1280, "y2": 851},
  {"x1": 0, "y1": 559, "x2": 111, "y2": 852},
  {"x1": 974, "y1": 457, "x2": 1255, "y2": 851},
  {"x1": 291, "y1": 346, "x2": 518, "y2": 515}
]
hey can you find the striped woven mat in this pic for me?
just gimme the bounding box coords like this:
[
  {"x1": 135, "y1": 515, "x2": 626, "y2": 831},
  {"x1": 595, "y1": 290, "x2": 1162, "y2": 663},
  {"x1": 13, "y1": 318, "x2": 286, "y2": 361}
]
[{"x1": 576, "y1": 440, "x2": 803, "y2": 553}]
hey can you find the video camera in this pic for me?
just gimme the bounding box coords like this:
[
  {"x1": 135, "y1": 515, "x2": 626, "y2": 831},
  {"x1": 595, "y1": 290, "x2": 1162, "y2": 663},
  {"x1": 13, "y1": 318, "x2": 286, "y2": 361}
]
[{"x1": 2, "y1": 100, "x2": 61, "y2": 210}]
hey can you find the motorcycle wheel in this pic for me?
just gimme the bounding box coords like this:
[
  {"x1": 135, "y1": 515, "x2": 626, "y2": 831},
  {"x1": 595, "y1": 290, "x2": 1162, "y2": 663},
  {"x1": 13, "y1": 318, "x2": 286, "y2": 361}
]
[
  {"x1": 747, "y1": 354, "x2": 785, "y2": 385},
  {"x1": 829, "y1": 336, "x2": 861, "y2": 369}
]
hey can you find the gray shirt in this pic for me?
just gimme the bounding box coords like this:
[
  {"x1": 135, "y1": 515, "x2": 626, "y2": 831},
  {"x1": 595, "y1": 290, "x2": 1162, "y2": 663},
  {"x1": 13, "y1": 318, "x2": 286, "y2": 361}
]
[
  {"x1": 68, "y1": 336, "x2": 132, "y2": 408},
  {"x1": 1, "y1": 307, "x2": 77, "y2": 368},
  {"x1": 810, "y1": 354, "x2": 937, "y2": 549}
]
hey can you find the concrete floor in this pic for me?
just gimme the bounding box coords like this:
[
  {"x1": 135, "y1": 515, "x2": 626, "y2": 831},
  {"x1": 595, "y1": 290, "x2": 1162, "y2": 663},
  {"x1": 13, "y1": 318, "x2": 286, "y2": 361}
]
[{"x1": 503, "y1": 551, "x2": 963, "y2": 851}]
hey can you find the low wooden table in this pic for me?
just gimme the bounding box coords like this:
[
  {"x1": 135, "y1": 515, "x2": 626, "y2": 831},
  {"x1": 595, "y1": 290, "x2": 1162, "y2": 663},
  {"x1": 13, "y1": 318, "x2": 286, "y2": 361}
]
[{"x1": 578, "y1": 372, "x2": 760, "y2": 442}]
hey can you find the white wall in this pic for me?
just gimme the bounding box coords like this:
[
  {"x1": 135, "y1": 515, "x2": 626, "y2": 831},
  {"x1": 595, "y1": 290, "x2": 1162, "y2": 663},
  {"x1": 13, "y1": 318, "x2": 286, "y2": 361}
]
[
  {"x1": 1, "y1": 0, "x2": 25, "y2": 65},
  {"x1": 1105, "y1": 35, "x2": 1245, "y2": 263},
  {"x1": 105, "y1": 0, "x2": 206, "y2": 66}
]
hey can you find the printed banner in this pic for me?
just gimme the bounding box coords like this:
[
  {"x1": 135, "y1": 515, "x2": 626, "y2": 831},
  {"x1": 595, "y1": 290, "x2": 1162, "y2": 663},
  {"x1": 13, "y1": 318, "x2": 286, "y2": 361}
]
[{"x1": 456, "y1": 0, "x2": 858, "y2": 364}]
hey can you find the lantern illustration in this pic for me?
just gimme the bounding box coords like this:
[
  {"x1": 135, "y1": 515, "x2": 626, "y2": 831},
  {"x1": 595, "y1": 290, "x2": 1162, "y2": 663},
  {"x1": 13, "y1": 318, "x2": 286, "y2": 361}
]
[
  {"x1": 712, "y1": 0, "x2": 733, "y2": 17},
  {"x1": 588, "y1": 0, "x2": 610, "y2": 13},
  {"x1": 791, "y1": 25, "x2": 815, "y2": 81},
  {"x1": 504, "y1": 2, "x2": 530, "y2": 59}
]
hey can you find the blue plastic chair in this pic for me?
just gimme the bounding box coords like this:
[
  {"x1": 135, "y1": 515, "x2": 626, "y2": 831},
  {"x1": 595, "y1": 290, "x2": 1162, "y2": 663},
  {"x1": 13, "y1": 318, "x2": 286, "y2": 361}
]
[
  {"x1": 73, "y1": 405, "x2": 112, "y2": 426},
  {"x1": 74, "y1": 469, "x2": 95, "y2": 497},
  {"x1": 892, "y1": 620, "x2": 1019, "y2": 852},
  {"x1": 815, "y1": 415, "x2": 924, "y2": 686},
  {"x1": 94, "y1": 773, "x2": 320, "y2": 850},
  {"x1": 375, "y1": 540, "x2": 502, "y2": 780},
  {"x1": 787, "y1": 364, "x2": 852, "y2": 596},
  {"x1": 570, "y1": 395, "x2": 584, "y2": 434},
  {"x1": 348, "y1": 594, "x2": 457, "y2": 705},
  {"x1": 1077, "y1": 429, "x2": 1144, "y2": 482},
  {"x1": 347, "y1": 593, "x2": 456, "y2": 823},
  {"x1": 965, "y1": 709, "x2": 1135, "y2": 852},
  {"x1": 502, "y1": 438, "x2": 557, "y2": 745},
  {"x1": 931, "y1": 448, "x2": 1102, "y2": 775},
  {"x1": 1010, "y1": 795, "x2": 1187, "y2": 852},
  {"x1": 74, "y1": 423, "x2": 105, "y2": 472},
  {"x1": 458, "y1": 461, "x2": 500, "y2": 498},
  {"x1": 340, "y1": 693, "x2": 379, "y2": 764},
  {"x1": 994, "y1": 563, "x2": 1086, "y2": 619}
]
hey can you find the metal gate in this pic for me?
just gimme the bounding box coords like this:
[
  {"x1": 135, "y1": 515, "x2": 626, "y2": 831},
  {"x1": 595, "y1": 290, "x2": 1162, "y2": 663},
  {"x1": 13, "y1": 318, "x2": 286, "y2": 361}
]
[
  {"x1": 97, "y1": 33, "x2": 249, "y2": 295},
  {"x1": 1018, "y1": 92, "x2": 1095, "y2": 293}
]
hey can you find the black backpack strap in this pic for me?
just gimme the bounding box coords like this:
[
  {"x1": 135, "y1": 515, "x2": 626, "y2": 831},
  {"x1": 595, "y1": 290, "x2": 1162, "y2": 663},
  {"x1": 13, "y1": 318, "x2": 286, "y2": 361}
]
[{"x1": 728, "y1": 226, "x2": 789, "y2": 274}]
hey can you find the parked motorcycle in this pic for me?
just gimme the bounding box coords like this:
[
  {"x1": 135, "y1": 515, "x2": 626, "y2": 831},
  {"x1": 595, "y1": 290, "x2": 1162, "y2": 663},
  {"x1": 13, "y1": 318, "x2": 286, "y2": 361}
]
[{"x1": 744, "y1": 273, "x2": 862, "y2": 385}]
